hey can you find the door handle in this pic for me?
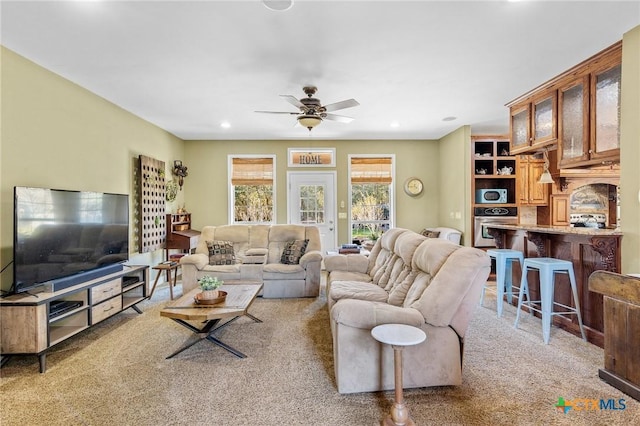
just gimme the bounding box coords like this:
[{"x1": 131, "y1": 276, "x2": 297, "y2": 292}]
[{"x1": 329, "y1": 228, "x2": 334, "y2": 231}]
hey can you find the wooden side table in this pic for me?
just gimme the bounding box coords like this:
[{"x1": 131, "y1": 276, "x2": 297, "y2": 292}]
[
  {"x1": 371, "y1": 324, "x2": 427, "y2": 426},
  {"x1": 149, "y1": 263, "x2": 180, "y2": 300}
]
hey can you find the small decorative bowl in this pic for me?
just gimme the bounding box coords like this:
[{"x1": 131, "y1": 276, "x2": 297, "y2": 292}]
[{"x1": 194, "y1": 290, "x2": 227, "y2": 305}]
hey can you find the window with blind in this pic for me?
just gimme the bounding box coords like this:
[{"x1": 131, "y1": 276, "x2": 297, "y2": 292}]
[
  {"x1": 349, "y1": 156, "x2": 393, "y2": 242},
  {"x1": 229, "y1": 156, "x2": 275, "y2": 224}
]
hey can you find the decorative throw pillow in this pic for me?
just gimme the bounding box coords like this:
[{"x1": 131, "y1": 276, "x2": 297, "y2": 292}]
[
  {"x1": 420, "y1": 229, "x2": 440, "y2": 239},
  {"x1": 280, "y1": 239, "x2": 309, "y2": 265},
  {"x1": 206, "y1": 240, "x2": 236, "y2": 265}
]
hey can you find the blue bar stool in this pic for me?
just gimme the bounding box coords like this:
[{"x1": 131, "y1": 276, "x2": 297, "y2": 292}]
[
  {"x1": 514, "y1": 257, "x2": 587, "y2": 344},
  {"x1": 481, "y1": 249, "x2": 524, "y2": 317}
]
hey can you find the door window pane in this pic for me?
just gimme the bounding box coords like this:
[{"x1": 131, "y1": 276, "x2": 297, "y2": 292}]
[{"x1": 299, "y1": 185, "x2": 324, "y2": 225}]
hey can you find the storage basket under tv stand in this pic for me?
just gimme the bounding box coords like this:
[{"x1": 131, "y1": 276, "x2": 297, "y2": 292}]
[{"x1": 0, "y1": 264, "x2": 149, "y2": 373}]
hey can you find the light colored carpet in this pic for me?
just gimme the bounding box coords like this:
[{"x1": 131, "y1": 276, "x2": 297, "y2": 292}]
[{"x1": 1, "y1": 282, "x2": 638, "y2": 426}]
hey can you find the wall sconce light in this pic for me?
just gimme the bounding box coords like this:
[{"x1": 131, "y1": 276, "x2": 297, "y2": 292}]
[
  {"x1": 173, "y1": 160, "x2": 188, "y2": 190},
  {"x1": 537, "y1": 148, "x2": 554, "y2": 184}
]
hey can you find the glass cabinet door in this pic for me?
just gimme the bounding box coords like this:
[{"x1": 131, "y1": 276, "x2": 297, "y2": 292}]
[
  {"x1": 531, "y1": 91, "x2": 557, "y2": 147},
  {"x1": 510, "y1": 104, "x2": 530, "y2": 154},
  {"x1": 558, "y1": 76, "x2": 589, "y2": 166},
  {"x1": 591, "y1": 63, "x2": 621, "y2": 159}
]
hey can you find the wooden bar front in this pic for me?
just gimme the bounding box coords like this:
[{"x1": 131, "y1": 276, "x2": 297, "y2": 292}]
[
  {"x1": 589, "y1": 271, "x2": 640, "y2": 401},
  {"x1": 486, "y1": 224, "x2": 622, "y2": 348}
]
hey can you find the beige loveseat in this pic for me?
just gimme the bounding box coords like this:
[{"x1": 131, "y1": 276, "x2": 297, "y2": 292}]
[
  {"x1": 180, "y1": 224, "x2": 322, "y2": 298},
  {"x1": 324, "y1": 228, "x2": 490, "y2": 394}
]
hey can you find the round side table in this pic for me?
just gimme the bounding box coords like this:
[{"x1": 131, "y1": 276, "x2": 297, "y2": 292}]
[{"x1": 371, "y1": 324, "x2": 427, "y2": 426}]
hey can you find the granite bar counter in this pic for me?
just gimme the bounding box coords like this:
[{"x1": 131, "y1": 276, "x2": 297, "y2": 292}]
[{"x1": 485, "y1": 223, "x2": 623, "y2": 348}]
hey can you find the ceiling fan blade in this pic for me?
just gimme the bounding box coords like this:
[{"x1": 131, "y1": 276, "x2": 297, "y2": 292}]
[
  {"x1": 322, "y1": 98, "x2": 359, "y2": 112},
  {"x1": 255, "y1": 110, "x2": 300, "y2": 115},
  {"x1": 323, "y1": 113, "x2": 354, "y2": 123},
  {"x1": 280, "y1": 95, "x2": 305, "y2": 109}
]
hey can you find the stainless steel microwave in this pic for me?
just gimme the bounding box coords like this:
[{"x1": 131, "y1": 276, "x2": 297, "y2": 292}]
[{"x1": 475, "y1": 189, "x2": 508, "y2": 204}]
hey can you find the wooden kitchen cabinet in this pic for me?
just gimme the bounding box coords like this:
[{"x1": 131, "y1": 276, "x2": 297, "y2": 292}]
[
  {"x1": 558, "y1": 76, "x2": 590, "y2": 167},
  {"x1": 558, "y1": 43, "x2": 621, "y2": 168},
  {"x1": 510, "y1": 104, "x2": 531, "y2": 154},
  {"x1": 551, "y1": 194, "x2": 570, "y2": 226},
  {"x1": 509, "y1": 90, "x2": 557, "y2": 155},
  {"x1": 508, "y1": 41, "x2": 621, "y2": 168},
  {"x1": 516, "y1": 154, "x2": 548, "y2": 206},
  {"x1": 590, "y1": 58, "x2": 622, "y2": 162}
]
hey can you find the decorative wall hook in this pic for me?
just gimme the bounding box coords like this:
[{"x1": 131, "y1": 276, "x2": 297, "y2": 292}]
[{"x1": 173, "y1": 160, "x2": 188, "y2": 190}]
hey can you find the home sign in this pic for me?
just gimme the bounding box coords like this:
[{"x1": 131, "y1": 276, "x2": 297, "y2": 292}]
[{"x1": 288, "y1": 148, "x2": 335, "y2": 167}]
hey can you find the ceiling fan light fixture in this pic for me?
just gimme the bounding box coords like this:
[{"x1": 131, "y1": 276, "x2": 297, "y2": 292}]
[{"x1": 298, "y1": 114, "x2": 322, "y2": 131}]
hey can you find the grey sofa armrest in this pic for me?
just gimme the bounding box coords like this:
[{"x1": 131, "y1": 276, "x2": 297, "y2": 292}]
[
  {"x1": 324, "y1": 254, "x2": 369, "y2": 274},
  {"x1": 179, "y1": 253, "x2": 209, "y2": 269},
  {"x1": 331, "y1": 299, "x2": 424, "y2": 329}
]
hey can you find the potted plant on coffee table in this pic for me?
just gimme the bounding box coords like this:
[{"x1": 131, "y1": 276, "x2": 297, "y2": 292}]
[{"x1": 197, "y1": 276, "x2": 224, "y2": 301}]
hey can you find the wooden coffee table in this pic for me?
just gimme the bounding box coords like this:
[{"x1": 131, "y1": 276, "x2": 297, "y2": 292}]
[{"x1": 160, "y1": 284, "x2": 263, "y2": 359}]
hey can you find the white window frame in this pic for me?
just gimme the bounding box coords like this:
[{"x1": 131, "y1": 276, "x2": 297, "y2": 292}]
[
  {"x1": 228, "y1": 154, "x2": 277, "y2": 224},
  {"x1": 348, "y1": 154, "x2": 395, "y2": 242}
]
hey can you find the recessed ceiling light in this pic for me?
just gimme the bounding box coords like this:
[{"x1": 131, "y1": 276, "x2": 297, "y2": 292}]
[
  {"x1": 263, "y1": 1, "x2": 294, "y2": 12},
  {"x1": 442, "y1": 116, "x2": 457, "y2": 122},
  {"x1": 390, "y1": 121, "x2": 400, "y2": 128},
  {"x1": 221, "y1": 121, "x2": 231, "y2": 129}
]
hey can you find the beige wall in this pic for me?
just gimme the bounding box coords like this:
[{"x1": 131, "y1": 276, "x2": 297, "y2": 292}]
[
  {"x1": 621, "y1": 25, "x2": 640, "y2": 273},
  {"x1": 0, "y1": 47, "x2": 185, "y2": 292},
  {"x1": 183, "y1": 139, "x2": 442, "y2": 245}
]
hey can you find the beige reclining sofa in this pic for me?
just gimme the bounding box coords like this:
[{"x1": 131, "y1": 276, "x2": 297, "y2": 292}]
[
  {"x1": 180, "y1": 224, "x2": 322, "y2": 298},
  {"x1": 324, "y1": 228, "x2": 490, "y2": 394}
]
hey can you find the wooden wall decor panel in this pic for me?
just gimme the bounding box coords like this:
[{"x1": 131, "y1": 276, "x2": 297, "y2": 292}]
[{"x1": 138, "y1": 155, "x2": 166, "y2": 253}]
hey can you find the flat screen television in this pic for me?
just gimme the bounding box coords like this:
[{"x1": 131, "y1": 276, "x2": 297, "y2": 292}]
[{"x1": 13, "y1": 187, "x2": 129, "y2": 294}]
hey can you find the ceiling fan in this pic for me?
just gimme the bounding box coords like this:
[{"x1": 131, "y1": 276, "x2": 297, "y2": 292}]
[{"x1": 256, "y1": 86, "x2": 360, "y2": 131}]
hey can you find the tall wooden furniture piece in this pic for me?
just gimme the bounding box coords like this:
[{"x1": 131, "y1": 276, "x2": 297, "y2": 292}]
[
  {"x1": 165, "y1": 213, "x2": 200, "y2": 260},
  {"x1": 471, "y1": 136, "x2": 517, "y2": 206},
  {"x1": 589, "y1": 271, "x2": 640, "y2": 401},
  {"x1": 371, "y1": 324, "x2": 427, "y2": 426},
  {"x1": 0, "y1": 265, "x2": 149, "y2": 373},
  {"x1": 471, "y1": 135, "x2": 518, "y2": 247}
]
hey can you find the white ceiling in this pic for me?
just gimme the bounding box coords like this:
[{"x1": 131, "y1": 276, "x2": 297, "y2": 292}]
[{"x1": 1, "y1": 1, "x2": 639, "y2": 141}]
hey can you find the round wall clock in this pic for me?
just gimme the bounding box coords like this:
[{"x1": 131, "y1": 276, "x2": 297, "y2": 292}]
[{"x1": 404, "y1": 177, "x2": 424, "y2": 196}]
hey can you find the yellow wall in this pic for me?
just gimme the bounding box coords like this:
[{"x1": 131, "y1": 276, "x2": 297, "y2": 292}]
[
  {"x1": 0, "y1": 47, "x2": 185, "y2": 291},
  {"x1": 183, "y1": 139, "x2": 444, "y2": 245},
  {"x1": 621, "y1": 25, "x2": 640, "y2": 273}
]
